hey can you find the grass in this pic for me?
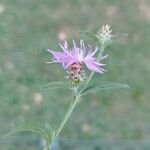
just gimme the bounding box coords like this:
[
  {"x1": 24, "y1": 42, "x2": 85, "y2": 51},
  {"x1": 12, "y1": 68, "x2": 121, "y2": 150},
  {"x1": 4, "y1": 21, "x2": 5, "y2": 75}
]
[{"x1": 0, "y1": 0, "x2": 150, "y2": 149}]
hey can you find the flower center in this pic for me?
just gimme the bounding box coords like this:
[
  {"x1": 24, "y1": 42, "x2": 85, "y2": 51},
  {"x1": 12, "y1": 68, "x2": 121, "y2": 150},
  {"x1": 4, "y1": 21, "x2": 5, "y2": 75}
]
[
  {"x1": 69, "y1": 62, "x2": 82, "y2": 74},
  {"x1": 67, "y1": 62, "x2": 86, "y2": 85}
]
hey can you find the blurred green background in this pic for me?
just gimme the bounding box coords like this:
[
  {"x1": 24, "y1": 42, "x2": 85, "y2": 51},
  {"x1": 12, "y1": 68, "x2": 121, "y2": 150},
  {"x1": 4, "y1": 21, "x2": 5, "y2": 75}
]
[{"x1": 0, "y1": 0, "x2": 150, "y2": 149}]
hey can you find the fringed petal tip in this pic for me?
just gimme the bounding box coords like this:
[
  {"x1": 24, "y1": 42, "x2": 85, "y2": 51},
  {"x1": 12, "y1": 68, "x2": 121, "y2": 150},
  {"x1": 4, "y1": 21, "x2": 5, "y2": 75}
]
[
  {"x1": 97, "y1": 68, "x2": 107, "y2": 74},
  {"x1": 73, "y1": 40, "x2": 76, "y2": 47},
  {"x1": 59, "y1": 43, "x2": 64, "y2": 50},
  {"x1": 59, "y1": 40, "x2": 68, "y2": 48},
  {"x1": 45, "y1": 61, "x2": 54, "y2": 64},
  {"x1": 63, "y1": 40, "x2": 68, "y2": 49},
  {"x1": 101, "y1": 63, "x2": 107, "y2": 66},
  {"x1": 47, "y1": 48, "x2": 54, "y2": 54},
  {"x1": 101, "y1": 54, "x2": 109, "y2": 60}
]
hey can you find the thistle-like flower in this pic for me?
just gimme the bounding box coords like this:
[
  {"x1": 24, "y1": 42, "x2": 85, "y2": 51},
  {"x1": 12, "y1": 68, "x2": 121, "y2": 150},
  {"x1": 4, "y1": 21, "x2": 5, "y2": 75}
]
[
  {"x1": 47, "y1": 40, "x2": 106, "y2": 84},
  {"x1": 97, "y1": 25, "x2": 114, "y2": 45}
]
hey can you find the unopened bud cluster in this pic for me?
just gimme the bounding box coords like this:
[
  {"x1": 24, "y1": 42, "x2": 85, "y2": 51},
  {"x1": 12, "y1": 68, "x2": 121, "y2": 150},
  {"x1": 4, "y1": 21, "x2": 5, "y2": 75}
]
[{"x1": 97, "y1": 25, "x2": 113, "y2": 45}]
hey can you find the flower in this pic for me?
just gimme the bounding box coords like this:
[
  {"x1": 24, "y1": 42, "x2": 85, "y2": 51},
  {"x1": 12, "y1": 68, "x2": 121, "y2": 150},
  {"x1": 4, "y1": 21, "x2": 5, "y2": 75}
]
[
  {"x1": 47, "y1": 40, "x2": 106, "y2": 73},
  {"x1": 97, "y1": 24, "x2": 114, "y2": 45}
]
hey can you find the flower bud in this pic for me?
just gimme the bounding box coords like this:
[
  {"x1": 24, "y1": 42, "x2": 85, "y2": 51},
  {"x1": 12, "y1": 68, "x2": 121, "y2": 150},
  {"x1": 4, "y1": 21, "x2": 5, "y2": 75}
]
[{"x1": 97, "y1": 24, "x2": 114, "y2": 45}]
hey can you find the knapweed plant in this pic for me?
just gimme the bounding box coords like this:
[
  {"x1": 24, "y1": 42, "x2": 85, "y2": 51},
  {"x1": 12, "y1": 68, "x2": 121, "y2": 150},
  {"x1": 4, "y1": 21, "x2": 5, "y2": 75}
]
[{"x1": 6, "y1": 25, "x2": 129, "y2": 150}]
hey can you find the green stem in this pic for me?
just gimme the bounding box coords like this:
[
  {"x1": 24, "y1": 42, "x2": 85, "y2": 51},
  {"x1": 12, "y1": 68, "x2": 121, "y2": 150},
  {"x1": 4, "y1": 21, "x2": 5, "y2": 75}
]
[
  {"x1": 50, "y1": 96, "x2": 78, "y2": 147},
  {"x1": 55, "y1": 98, "x2": 78, "y2": 138},
  {"x1": 43, "y1": 139, "x2": 50, "y2": 150},
  {"x1": 44, "y1": 141, "x2": 50, "y2": 150},
  {"x1": 97, "y1": 44, "x2": 105, "y2": 60}
]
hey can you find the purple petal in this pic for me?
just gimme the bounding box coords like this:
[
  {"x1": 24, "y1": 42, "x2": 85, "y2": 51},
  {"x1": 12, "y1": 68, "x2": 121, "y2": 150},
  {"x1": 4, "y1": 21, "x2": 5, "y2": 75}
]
[
  {"x1": 59, "y1": 43, "x2": 72, "y2": 57},
  {"x1": 64, "y1": 59, "x2": 75, "y2": 68},
  {"x1": 63, "y1": 41, "x2": 68, "y2": 49},
  {"x1": 84, "y1": 59, "x2": 105, "y2": 73},
  {"x1": 90, "y1": 47, "x2": 99, "y2": 56},
  {"x1": 73, "y1": 40, "x2": 77, "y2": 48}
]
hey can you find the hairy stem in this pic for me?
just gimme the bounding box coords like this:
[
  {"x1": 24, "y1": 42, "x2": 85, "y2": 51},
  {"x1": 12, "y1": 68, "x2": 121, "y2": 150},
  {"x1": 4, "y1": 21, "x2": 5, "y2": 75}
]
[
  {"x1": 55, "y1": 98, "x2": 78, "y2": 138},
  {"x1": 44, "y1": 141, "x2": 50, "y2": 150},
  {"x1": 49, "y1": 96, "x2": 78, "y2": 149}
]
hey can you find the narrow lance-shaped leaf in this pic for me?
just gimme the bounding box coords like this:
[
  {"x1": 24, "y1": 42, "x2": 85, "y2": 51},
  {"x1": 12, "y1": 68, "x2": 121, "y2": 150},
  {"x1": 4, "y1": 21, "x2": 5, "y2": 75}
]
[
  {"x1": 112, "y1": 33, "x2": 129, "y2": 41},
  {"x1": 80, "y1": 82, "x2": 129, "y2": 96},
  {"x1": 79, "y1": 31, "x2": 100, "y2": 42},
  {"x1": 40, "y1": 82, "x2": 70, "y2": 90},
  {"x1": 5, "y1": 123, "x2": 52, "y2": 141}
]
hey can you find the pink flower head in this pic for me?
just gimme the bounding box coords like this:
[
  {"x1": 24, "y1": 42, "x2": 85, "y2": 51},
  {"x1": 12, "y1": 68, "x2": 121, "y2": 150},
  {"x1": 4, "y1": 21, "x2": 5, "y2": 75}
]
[{"x1": 47, "y1": 40, "x2": 106, "y2": 73}]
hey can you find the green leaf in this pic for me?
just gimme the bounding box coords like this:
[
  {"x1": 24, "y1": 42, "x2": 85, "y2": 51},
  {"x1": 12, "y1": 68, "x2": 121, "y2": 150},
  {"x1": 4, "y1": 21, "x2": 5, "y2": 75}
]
[
  {"x1": 112, "y1": 33, "x2": 129, "y2": 41},
  {"x1": 5, "y1": 123, "x2": 52, "y2": 141},
  {"x1": 80, "y1": 82, "x2": 129, "y2": 96},
  {"x1": 79, "y1": 31, "x2": 99, "y2": 42},
  {"x1": 40, "y1": 82, "x2": 70, "y2": 90}
]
